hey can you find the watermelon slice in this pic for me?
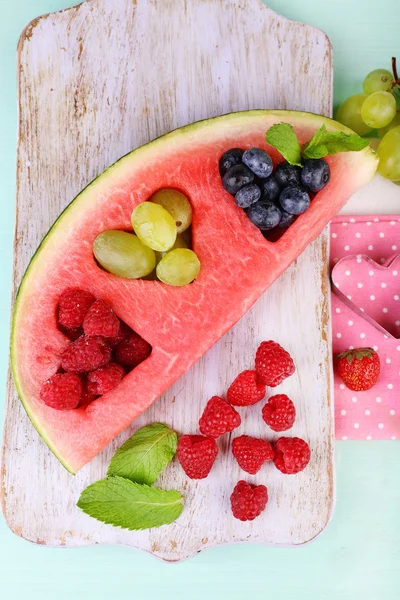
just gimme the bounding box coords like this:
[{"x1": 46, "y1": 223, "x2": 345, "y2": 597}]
[{"x1": 11, "y1": 110, "x2": 378, "y2": 473}]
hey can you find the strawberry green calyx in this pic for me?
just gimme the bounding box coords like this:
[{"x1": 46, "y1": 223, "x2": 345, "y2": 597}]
[{"x1": 337, "y1": 347, "x2": 376, "y2": 363}]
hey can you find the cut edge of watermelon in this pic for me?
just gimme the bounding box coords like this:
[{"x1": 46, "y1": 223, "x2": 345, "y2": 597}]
[{"x1": 11, "y1": 110, "x2": 378, "y2": 473}]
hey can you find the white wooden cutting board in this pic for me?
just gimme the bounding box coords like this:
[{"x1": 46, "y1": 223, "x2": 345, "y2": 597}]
[{"x1": 1, "y1": 0, "x2": 334, "y2": 561}]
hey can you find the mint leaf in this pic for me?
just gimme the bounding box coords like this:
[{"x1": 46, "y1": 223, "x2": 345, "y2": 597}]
[
  {"x1": 107, "y1": 423, "x2": 177, "y2": 485},
  {"x1": 302, "y1": 125, "x2": 370, "y2": 159},
  {"x1": 77, "y1": 477, "x2": 184, "y2": 530},
  {"x1": 266, "y1": 123, "x2": 302, "y2": 166}
]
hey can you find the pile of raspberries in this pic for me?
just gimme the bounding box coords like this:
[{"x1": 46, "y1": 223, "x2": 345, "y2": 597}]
[
  {"x1": 40, "y1": 288, "x2": 151, "y2": 410},
  {"x1": 177, "y1": 340, "x2": 311, "y2": 522}
]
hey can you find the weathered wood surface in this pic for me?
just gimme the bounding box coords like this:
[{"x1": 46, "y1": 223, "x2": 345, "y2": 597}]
[{"x1": 1, "y1": 0, "x2": 334, "y2": 560}]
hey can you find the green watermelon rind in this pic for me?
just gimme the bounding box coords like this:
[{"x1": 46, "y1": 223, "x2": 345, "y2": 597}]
[{"x1": 10, "y1": 110, "x2": 377, "y2": 472}]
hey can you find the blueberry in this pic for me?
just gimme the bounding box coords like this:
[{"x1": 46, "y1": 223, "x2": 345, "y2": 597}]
[
  {"x1": 275, "y1": 162, "x2": 302, "y2": 187},
  {"x1": 242, "y1": 148, "x2": 273, "y2": 178},
  {"x1": 279, "y1": 186, "x2": 310, "y2": 215},
  {"x1": 260, "y1": 175, "x2": 280, "y2": 203},
  {"x1": 235, "y1": 184, "x2": 261, "y2": 208},
  {"x1": 278, "y1": 211, "x2": 296, "y2": 228},
  {"x1": 301, "y1": 158, "x2": 330, "y2": 192},
  {"x1": 219, "y1": 148, "x2": 244, "y2": 176},
  {"x1": 222, "y1": 164, "x2": 254, "y2": 195},
  {"x1": 247, "y1": 200, "x2": 281, "y2": 230}
]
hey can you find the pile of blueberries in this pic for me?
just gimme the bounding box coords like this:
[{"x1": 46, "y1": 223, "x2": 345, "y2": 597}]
[{"x1": 219, "y1": 147, "x2": 330, "y2": 231}]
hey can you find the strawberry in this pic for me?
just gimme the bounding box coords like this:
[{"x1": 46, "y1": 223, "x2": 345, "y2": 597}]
[{"x1": 336, "y1": 347, "x2": 380, "y2": 391}]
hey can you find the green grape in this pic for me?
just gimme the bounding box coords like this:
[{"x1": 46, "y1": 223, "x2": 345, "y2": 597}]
[
  {"x1": 156, "y1": 249, "x2": 201, "y2": 286},
  {"x1": 377, "y1": 125, "x2": 400, "y2": 181},
  {"x1": 156, "y1": 235, "x2": 188, "y2": 264},
  {"x1": 93, "y1": 230, "x2": 156, "y2": 278},
  {"x1": 131, "y1": 202, "x2": 177, "y2": 252},
  {"x1": 335, "y1": 94, "x2": 372, "y2": 135},
  {"x1": 363, "y1": 69, "x2": 394, "y2": 94},
  {"x1": 150, "y1": 188, "x2": 193, "y2": 234},
  {"x1": 378, "y1": 111, "x2": 400, "y2": 138},
  {"x1": 361, "y1": 91, "x2": 397, "y2": 129}
]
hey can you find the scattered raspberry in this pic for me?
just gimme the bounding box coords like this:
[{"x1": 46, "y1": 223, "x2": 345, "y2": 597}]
[
  {"x1": 230, "y1": 480, "x2": 268, "y2": 521},
  {"x1": 61, "y1": 335, "x2": 112, "y2": 373},
  {"x1": 262, "y1": 394, "x2": 296, "y2": 432},
  {"x1": 82, "y1": 299, "x2": 120, "y2": 338},
  {"x1": 40, "y1": 373, "x2": 82, "y2": 410},
  {"x1": 87, "y1": 362, "x2": 125, "y2": 395},
  {"x1": 108, "y1": 321, "x2": 131, "y2": 348},
  {"x1": 177, "y1": 434, "x2": 218, "y2": 479},
  {"x1": 58, "y1": 288, "x2": 95, "y2": 329},
  {"x1": 199, "y1": 396, "x2": 241, "y2": 438},
  {"x1": 273, "y1": 437, "x2": 311, "y2": 474},
  {"x1": 336, "y1": 347, "x2": 380, "y2": 391},
  {"x1": 59, "y1": 325, "x2": 84, "y2": 341},
  {"x1": 231, "y1": 435, "x2": 274, "y2": 474},
  {"x1": 255, "y1": 340, "x2": 295, "y2": 387},
  {"x1": 79, "y1": 377, "x2": 98, "y2": 407},
  {"x1": 115, "y1": 332, "x2": 152, "y2": 369},
  {"x1": 227, "y1": 370, "x2": 266, "y2": 406}
]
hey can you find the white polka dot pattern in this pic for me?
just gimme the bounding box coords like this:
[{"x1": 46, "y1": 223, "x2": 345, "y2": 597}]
[{"x1": 331, "y1": 215, "x2": 400, "y2": 441}]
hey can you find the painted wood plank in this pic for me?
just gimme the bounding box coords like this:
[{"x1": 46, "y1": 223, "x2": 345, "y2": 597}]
[{"x1": 1, "y1": 0, "x2": 334, "y2": 561}]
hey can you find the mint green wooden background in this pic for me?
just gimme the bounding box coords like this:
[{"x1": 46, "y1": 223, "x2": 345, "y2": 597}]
[{"x1": 0, "y1": 1, "x2": 399, "y2": 598}]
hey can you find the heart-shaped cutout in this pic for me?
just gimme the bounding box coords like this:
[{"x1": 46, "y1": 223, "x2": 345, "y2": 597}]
[{"x1": 332, "y1": 254, "x2": 400, "y2": 339}]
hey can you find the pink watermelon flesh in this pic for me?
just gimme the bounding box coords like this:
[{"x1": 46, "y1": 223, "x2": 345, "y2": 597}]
[{"x1": 11, "y1": 110, "x2": 378, "y2": 473}]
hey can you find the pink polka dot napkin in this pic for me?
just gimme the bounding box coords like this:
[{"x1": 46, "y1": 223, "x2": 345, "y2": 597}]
[{"x1": 330, "y1": 215, "x2": 400, "y2": 440}]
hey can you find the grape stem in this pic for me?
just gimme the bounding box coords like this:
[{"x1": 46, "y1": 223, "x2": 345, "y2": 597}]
[{"x1": 391, "y1": 57, "x2": 399, "y2": 88}]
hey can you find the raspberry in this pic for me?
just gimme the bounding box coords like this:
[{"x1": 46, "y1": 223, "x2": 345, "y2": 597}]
[
  {"x1": 40, "y1": 373, "x2": 82, "y2": 410},
  {"x1": 82, "y1": 299, "x2": 120, "y2": 338},
  {"x1": 59, "y1": 325, "x2": 84, "y2": 341},
  {"x1": 255, "y1": 340, "x2": 295, "y2": 387},
  {"x1": 273, "y1": 437, "x2": 311, "y2": 474},
  {"x1": 231, "y1": 435, "x2": 274, "y2": 474},
  {"x1": 87, "y1": 362, "x2": 125, "y2": 395},
  {"x1": 262, "y1": 394, "x2": 296, "y2": 432},
  {"x1": 115, "y1": 332, "x2": 152, "y2": 369},
  {"x1": 108, "y1": 321, "x2": 131, "y2": 348},
  {"x1": 61, "y1": 335, "x2": 112, "y2": 373},
  {"x1": 230, "y1": 480, "x2": 268, "y2": 521},
  {"x1": 177, "y1": 435, "x2": 218, "y2": 479},
  {"x1": 79, "y1": 378, "x2": 98, "y2": 407},
  {"x1": 227, "y1": 370, "x2": 266, "y2": 406},
  {"x1": 199, "y1": 396, "x2": 241, "y2": 438},
  {"x1": 58, "y1": 288, "x2": 95, "y2": 329}
]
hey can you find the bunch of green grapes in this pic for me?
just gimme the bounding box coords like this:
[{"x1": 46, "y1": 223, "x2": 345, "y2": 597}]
[{"x1": 336, "y1": 57, "x2": 400, "y2": 181}]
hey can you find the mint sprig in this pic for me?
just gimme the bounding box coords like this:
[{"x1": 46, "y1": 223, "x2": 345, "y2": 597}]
[
  {"x1": 266, "y1": 122, "x2": 370, "y2": 165},
  {"x1": 77, "y1": 477, "x2": 184, "y2": 531},
  {"x1": 77, "y1": 423, "x2": 182, "y2": 531},
  {"x1": 107, "y1": 423, "x2": 177, "y2": 485},
  {"x1": 266, "y1": 123, "x2": 302, "y2": 165},
  {"x1": 302, "y1": 125, "x2": 370, "y2": 159}
]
